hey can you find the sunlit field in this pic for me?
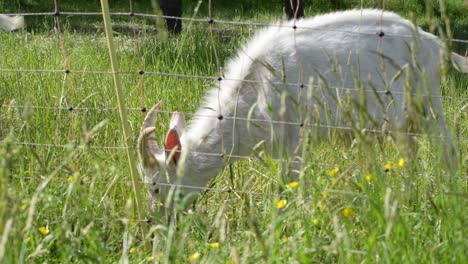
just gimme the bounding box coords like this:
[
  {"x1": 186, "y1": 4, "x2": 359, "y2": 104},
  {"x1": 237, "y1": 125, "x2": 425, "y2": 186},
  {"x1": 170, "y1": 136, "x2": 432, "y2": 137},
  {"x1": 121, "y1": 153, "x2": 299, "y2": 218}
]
[{"x1": 0, "y1": 0, "x2": 467, "y2": 263}]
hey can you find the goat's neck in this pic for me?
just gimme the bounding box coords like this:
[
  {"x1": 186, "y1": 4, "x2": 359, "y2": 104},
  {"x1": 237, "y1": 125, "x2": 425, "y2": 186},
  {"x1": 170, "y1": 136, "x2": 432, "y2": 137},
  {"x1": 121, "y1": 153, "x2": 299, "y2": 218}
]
[
  {"x1": 179, "y1": 75, "x2": 263, "y2": 186},
  {"x1": 179, "y1": 110, "x2": 236, "y2": 187}
]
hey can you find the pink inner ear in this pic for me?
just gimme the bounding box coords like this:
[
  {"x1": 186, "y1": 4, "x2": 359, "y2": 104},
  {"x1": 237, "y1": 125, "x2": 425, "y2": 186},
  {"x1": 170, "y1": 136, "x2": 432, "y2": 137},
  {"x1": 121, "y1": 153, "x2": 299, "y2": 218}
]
[{"x1": 165, "y1": 128, "x2": 181, "y2": 164}]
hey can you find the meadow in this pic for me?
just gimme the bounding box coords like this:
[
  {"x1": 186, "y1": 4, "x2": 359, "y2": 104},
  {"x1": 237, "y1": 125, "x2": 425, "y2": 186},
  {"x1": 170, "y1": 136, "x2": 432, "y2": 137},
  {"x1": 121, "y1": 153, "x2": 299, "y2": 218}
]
[{"x1": 0, "y1": 0, "x2": 467, "y2": 263}]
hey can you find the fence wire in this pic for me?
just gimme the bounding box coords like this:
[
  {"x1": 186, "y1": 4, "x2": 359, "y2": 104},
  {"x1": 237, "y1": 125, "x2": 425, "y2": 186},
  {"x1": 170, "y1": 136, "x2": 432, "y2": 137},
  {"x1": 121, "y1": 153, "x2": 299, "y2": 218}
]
[
  {"x1": 10, "y1": 166, "x2": 468, "y2": 222},
  {"x1": 0, "y1": 68, "x2": 466, "y2": 101},
  {"x1": 6, "y1": 141, "x2": 335, "y2": 167},
  {"x1": 3, "y1": 11, "x2": 468, "y2": 44},
  {"x1": 12, "y1": 175, "x2": 296, "y2": 199},
  {"x1": 2, "y1": 104, "x2": 467, "y2": 142}
]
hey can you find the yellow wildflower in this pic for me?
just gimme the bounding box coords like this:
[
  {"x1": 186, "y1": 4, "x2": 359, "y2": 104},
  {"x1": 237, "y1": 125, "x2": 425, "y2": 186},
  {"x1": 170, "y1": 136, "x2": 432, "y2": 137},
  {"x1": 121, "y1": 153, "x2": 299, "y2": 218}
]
[
  {"x1": 67, "y1": 175, "x2": 74, "y2": 183},
  {"x1": 317, "y1": 202, "x2": 326, "y2": 211},
  {"x1": 188, "y1": 252, "x2": 200, "y2": 262},
  {"x1": 38, "y1": 226, "x2": 49, "y2": 236},
  {"x1": 327, "y1": 167, "x2": 339, "y2": 176},
  {"x1": 147, "y1": 254, "x2": 163, "y2": 262},
  {"x1": 384, "y1": 162, "x2": 394, "y2": 171},
  {"x1": 275, "y1": 199, "x2": 287, "y2": 209},
  {"x1": 397, "y1": 158, "x2": 405, "y2": 168},
  {"x1": 287, "y1": 181, "x2": 299, "y2": 189},
  {"x1": 312, "y1": 219, "x2": 320, "y2": 226},
  {"x1": 322, "y1": 191, "x2": 328, "y2": 199},
  {"x1": 20, "y1": 203, "x2": 28, "y2": 211},
  {"x1": 129, "y1": 247, "x2": 137, "y2": 253},
  {"x1": 342, "y1": 207, "x2": 355, "y2": 218},
  {"x1": 209, "y1": 242, "x2": 220, "y2": 249},
  {"x1": 364, "y1": 173, "x2": 373, "y2": 183}
]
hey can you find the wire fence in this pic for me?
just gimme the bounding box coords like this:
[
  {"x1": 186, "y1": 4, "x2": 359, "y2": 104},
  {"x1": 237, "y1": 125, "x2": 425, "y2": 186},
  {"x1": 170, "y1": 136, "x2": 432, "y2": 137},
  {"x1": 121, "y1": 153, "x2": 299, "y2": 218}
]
[
  {"x1": 2, "y1": 104, "x2": 467, "y2": 142},
  {"x1": 1, "y1": 1, "x2": 467, "y2": 214},
  {"x1": 12, "y1": 174, "x2": 297, "y2": 199},
  {"x1": 5, "y1": 140, "x2": 468, "y2": 181},
  {"x1": 0, "y1": 68, "x2": 467, "y2": 102},
  {"x1": 6, "y1": 141, "x2": 332, "y2": 167},
  {"x1": 3, "y1": 11, "x2": 468, "y2": 44}
]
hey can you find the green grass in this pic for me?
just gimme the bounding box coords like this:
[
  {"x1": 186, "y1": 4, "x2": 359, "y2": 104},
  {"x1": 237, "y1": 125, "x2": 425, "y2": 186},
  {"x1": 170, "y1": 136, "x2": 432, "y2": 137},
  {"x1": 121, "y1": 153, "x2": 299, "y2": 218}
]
[{"x1": 1, "y1": 0, "x2": 467, "y2": 263}]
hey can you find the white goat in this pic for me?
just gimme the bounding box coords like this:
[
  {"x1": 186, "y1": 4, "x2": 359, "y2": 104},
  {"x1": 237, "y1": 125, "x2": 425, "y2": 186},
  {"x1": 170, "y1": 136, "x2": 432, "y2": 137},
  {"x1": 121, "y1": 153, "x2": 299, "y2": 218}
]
[
  {"x1": 0, "y1": 14, "x2": 24, "y2": 31},
  {"x1": 138, "y1": 9, "x2": 467, "y2": 210}
]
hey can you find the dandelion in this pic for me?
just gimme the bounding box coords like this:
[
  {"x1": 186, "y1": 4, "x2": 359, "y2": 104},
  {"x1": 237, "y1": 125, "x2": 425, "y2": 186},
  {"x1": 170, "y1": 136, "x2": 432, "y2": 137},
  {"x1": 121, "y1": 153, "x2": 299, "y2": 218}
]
[
  {"x1": 38, "y1": 226, "x2": 49, "y2": 236},
  {"x1": 287, "y1": 181, "x2": 299, "y2": 189},
  {"x1": 327, "y1": 167, "x2": 339, "y2": 176},
  {"x1": 342, "y1": 207, "x2": 354, "y2": 218},
  {"x1": 275, "y1": 199, "x2": 287, "y2": 209},
  {"x1": 67, "y1": 175, "x2": 74, "y2": 183},
  {"x1": 188, "y1": 252, "x2": 200, "y2": 262},
  {"x1": 129, "y1": 247, "x2": 137, "y2": 253},
  {"x1": 364, "y1": 173, "x2": 373, "y2": 183},
  {"x1": 384, "y1": 161, "x2": 394, "y2": 171},
  {"x1": 209, "y1": 242, "x2": 220, "y2": 249},
  {"x1": 20, "y1": 203, "x2": 28, "y2": 211},
  {"x1": 397, "y1": 158, "x2": 405, "y2": 168}
]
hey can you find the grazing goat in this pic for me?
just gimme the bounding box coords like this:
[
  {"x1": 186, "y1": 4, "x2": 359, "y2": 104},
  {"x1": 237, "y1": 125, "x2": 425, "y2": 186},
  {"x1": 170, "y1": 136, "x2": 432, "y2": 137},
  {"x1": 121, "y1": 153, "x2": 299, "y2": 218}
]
[
  {"x1": 0, "y1": 14, "x2": 24, "y2": 31},
  {"x1": 138, "y1": 9, "x2": 467, "y2": 211}
]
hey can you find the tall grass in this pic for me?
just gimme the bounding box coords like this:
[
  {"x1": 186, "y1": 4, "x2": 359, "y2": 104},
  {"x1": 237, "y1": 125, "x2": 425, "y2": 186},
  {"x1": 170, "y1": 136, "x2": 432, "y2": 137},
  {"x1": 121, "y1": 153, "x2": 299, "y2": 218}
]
[{"x1": 0, "y1": 0, "x2": 467, "y2": 263}]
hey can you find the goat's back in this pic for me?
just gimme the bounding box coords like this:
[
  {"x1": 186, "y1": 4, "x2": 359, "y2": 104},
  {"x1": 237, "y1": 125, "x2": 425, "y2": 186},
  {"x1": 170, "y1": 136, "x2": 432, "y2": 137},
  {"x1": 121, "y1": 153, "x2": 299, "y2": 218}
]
[{"x1": 193, "y1": 9, "x2": 446, "y2": 157}]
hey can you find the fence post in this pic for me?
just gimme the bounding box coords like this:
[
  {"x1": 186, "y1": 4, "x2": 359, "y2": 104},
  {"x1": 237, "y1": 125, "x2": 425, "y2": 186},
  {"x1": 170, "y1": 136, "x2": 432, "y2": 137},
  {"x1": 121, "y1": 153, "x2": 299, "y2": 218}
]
[
  {"x1": 284, "y1": 0, "x2": 304, "y2": 19},
  {"x1": 100, "y1": 0, "x2": 149, "y2": 247},
  {"x1": 158, "y1": 0, "x2": 182, "y2": 34}
]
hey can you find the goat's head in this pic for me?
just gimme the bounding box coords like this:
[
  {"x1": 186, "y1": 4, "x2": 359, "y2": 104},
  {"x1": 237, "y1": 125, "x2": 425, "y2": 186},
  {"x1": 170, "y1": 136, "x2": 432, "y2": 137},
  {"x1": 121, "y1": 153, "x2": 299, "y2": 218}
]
[{"x1": 137, "y1": 102, "x2": 201, "y2": 211}]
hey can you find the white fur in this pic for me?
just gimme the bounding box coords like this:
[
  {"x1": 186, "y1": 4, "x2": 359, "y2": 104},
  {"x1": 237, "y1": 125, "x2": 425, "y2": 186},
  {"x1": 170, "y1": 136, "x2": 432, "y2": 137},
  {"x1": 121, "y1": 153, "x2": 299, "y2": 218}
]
[
  {"x1": 139, "y1": 9, "x2": 464, "y2": 210},
  {"x1": 0, "y1": 15, "x2": 24, "y2": 31}
]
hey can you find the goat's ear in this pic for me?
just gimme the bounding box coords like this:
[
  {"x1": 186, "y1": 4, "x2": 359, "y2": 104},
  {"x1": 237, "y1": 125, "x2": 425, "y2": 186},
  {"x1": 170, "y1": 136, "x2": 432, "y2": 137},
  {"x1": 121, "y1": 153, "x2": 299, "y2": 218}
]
[
  {"x1": 165, "y1": 128, "x2": 182, "y2": 165},
  {"x1": 169, "y1": 111, "x2": 186, "y2": 137}
]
